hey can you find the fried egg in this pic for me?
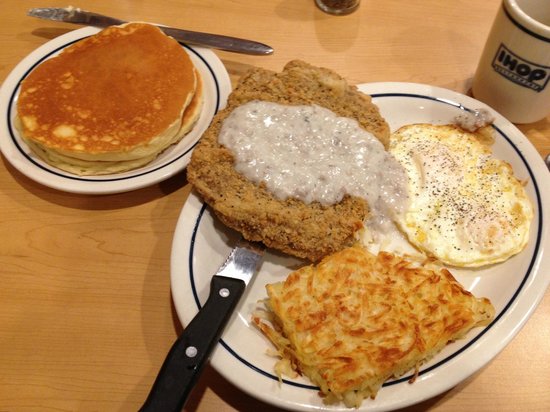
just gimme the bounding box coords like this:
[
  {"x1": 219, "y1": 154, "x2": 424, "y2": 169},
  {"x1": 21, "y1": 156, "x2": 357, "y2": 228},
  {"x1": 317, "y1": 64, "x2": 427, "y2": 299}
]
[{"x1": 388, "y1": 124, "x2": 533, "y2": 267}]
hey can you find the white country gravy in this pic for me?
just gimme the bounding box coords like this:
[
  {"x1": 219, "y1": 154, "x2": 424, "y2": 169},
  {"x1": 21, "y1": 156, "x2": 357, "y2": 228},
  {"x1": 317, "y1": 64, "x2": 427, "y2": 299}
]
[
  {"x1": 218, "y1": 101, "x2": 409, "y2": 231},
  {"x1": 454, "y1": 108, "x2": 494, "y2": 132}
]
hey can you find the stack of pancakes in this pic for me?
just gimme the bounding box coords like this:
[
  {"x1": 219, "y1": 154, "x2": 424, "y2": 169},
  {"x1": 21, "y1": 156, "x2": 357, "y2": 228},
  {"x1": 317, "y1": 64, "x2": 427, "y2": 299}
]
[{"x1": 16, "y1": 22, "x2": 202, "y2": 175}]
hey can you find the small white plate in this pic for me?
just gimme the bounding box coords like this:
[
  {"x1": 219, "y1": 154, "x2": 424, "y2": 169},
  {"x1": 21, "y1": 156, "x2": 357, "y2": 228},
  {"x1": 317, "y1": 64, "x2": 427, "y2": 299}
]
[
  {"x1": 170, "y1": 83, "x2": 550, "y2": 411},
  {"x1": 0, "y1": 26, "x2": 231, "y2": 194}
]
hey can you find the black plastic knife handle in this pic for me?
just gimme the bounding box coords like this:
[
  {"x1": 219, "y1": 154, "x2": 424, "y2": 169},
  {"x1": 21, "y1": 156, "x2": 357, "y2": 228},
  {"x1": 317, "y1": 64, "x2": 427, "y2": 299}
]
[{"x1": 140, "y1": 275, "x2": 246, "y2": 412}]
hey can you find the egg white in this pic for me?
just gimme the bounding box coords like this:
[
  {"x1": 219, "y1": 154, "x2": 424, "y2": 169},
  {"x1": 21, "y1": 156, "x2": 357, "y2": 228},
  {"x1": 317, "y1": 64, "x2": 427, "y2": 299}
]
[{"x1": 388, "y1": 124, "x2": 533, "y2": 268}]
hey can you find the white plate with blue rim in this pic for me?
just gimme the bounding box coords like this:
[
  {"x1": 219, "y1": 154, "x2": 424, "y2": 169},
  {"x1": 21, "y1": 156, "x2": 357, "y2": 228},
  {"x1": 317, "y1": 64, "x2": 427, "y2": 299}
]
[
  {"x1": 0, "y1": 26, "x2": 231, "y2": 195},
  {"x1": 170, "y1": 82, "x2": 550, "y2": 411}
]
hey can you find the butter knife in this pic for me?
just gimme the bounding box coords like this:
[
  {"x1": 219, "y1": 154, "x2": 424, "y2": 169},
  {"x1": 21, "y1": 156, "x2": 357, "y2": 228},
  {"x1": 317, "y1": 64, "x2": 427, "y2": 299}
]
[
  {"x1": 140, "y1": 238, "x2": 265, "y2": 412},
  {"x1": 27, "y1": 7, "x2": 274, "y2": 55}
]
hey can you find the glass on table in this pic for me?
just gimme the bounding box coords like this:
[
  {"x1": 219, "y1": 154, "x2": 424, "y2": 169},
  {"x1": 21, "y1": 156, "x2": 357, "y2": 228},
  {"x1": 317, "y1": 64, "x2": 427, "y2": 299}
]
[{"x1": 315, "y1": 0, "x2": 360, "y2": 15}]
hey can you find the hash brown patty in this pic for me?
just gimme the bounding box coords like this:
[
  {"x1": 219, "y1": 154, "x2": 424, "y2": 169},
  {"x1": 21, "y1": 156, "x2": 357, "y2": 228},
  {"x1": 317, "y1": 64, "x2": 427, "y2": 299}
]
[{"x1": 253, "y1": 246, "x2": 495, "y2": 406}]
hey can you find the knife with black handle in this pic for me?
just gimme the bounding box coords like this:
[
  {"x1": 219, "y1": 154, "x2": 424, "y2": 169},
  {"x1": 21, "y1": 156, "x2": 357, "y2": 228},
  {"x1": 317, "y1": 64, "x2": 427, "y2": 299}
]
[
  {"x1": 28, "y1": 7, "x2": 274, "y2": 55},
  {"x1": 140, "y1": 239, "x2": 265, "y2": 412}
]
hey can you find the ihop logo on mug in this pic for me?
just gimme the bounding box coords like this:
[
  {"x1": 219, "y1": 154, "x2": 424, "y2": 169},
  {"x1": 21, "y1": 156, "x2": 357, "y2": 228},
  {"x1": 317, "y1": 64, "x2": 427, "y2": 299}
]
[{"x1": 492, "y1": 44, "x2": 550, "y2": 92}]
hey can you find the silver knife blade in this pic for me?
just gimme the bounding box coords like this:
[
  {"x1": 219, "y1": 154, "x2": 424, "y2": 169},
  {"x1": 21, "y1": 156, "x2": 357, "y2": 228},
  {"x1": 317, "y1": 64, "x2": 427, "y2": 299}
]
[
  {"x1": 27, "y1": 7, "x2": 274, "y2": 55},
  {"x1": 215, "y1": 238, "x2": 265, "y2": 284},
  {"x1": 140, "y1": 238, "x2": 264, "y2": 410}
]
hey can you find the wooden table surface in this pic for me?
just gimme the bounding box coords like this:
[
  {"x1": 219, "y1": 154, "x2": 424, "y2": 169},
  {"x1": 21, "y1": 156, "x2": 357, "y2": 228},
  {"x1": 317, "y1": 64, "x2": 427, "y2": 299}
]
[{"x1": 1, "y1": 1, "x2": 549, "y2": 411}]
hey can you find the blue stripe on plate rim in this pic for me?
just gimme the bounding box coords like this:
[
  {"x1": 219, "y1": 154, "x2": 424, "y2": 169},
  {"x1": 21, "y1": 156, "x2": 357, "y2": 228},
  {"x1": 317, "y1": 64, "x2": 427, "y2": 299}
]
[
  {"x1": 185, "y1": 92, "x2": 543, "y2": 391},
  {"x1": 5, "y1": 37, "x2": 222, "y2": 183}
]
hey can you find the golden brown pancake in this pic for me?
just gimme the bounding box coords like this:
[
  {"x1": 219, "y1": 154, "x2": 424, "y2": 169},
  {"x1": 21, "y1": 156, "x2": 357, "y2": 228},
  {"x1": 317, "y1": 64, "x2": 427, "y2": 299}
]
[
  {"x1": 177, "y1": 69, "x2": 203, "y2": 137},
  {"x1": 16, "y1": 22, "x2": 200, "y2": 175}
]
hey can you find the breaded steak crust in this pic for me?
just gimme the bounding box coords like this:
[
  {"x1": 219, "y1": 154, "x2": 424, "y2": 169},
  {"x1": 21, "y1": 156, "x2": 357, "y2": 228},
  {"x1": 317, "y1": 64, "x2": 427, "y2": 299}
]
[{"x1": 187, "y1": 60, "x2": 389, "y2": 261}]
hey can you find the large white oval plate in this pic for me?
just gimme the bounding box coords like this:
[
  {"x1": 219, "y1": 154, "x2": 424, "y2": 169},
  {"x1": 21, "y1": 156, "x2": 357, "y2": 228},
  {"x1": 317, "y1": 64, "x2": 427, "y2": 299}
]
[
  {"x1": 0, "y1": 26, "x2": 231, "y2": 195},
  {"x1": 170, "y1": 83, "x2": 550, "y2": 411}
]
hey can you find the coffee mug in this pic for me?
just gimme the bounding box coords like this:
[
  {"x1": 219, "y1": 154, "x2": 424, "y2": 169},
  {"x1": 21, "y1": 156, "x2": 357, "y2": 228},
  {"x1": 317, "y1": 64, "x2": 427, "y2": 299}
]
[{"x1": 472, "y1": 0, "x2": 550, "y2": 124}]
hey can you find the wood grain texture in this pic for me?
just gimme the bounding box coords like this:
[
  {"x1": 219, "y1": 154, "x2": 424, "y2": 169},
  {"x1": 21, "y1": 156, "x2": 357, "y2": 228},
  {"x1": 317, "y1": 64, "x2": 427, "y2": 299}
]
[{"x1": 0, "y1": 1, "x2": 549, "y2": 411}]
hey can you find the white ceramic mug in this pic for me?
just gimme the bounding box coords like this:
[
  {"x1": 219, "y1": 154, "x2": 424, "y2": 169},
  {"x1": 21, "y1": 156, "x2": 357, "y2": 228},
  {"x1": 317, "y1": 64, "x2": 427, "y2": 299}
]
[{"x1": 472, "y1": 0, "x2": 550, "y2": 124}]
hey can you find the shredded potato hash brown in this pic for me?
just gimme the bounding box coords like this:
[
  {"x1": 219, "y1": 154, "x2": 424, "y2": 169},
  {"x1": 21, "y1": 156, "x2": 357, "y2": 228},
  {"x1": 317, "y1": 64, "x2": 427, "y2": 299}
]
[{"x1": 253, "y1": 245, "x2": 494, "y2": 407}]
